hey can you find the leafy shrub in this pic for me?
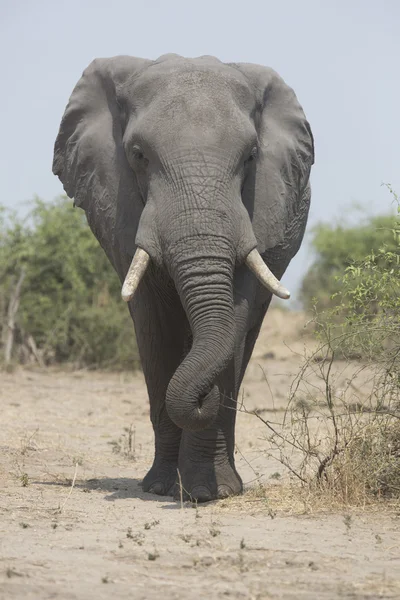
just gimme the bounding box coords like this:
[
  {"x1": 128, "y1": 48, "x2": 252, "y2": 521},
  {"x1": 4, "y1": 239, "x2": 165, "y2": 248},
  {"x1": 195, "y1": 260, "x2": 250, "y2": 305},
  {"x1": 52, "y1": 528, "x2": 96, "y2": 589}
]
[
  {"x1": 0, "y1": 196, "x2": 139, "y2": 369},
  {"x1": 301, "y1": 210, "x2": 399, "y2": 312}
]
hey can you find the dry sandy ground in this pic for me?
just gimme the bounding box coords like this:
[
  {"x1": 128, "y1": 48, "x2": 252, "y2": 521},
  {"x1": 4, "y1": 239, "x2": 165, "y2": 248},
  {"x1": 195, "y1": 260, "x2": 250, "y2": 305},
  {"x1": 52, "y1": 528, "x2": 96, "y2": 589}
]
[{"x1": 1, "y1": 310, "x2": 399, "y2": 599}]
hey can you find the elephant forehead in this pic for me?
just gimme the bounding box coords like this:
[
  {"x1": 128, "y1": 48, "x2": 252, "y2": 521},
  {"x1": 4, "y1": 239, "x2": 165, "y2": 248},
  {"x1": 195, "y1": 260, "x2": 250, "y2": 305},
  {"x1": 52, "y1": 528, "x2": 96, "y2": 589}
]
[{"x1": 121, "y1": 62, "x2": 255, "y2": 115}]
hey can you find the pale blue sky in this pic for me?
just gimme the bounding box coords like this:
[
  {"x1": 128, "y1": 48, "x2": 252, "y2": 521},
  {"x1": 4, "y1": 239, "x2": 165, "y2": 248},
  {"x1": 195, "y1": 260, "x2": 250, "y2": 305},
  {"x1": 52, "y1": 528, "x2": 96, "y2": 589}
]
[{"x1": 1, "y1": 0, "x2": 399, "y2": 302}]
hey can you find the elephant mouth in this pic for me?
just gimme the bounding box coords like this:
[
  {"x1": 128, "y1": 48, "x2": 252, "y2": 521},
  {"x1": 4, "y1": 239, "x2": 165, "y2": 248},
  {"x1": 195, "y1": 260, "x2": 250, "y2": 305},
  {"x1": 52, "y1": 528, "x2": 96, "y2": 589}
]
[{"x1": 121, "y1": 246, "x2": 290, "y2": 302}]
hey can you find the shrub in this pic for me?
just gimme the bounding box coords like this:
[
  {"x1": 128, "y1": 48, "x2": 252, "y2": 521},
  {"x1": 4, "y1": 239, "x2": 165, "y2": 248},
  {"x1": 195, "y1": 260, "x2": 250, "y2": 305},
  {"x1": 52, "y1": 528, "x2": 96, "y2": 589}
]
[
  {"x1": 301, "y1": 210, "x2": 399, "y2": 312},
  {"x1": 255, "y1": 188, "x2": 400, "y2": 506},
  {"x1": 0, "y1": 196, "x2": 139, "y2": 369}
]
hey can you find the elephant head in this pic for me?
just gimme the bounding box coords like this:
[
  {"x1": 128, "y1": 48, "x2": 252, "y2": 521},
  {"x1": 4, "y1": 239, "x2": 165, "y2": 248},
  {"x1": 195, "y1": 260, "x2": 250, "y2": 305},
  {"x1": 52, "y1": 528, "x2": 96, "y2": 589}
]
[{"x1": 53, "y1": 54, "x2": 314, "y2": 431}]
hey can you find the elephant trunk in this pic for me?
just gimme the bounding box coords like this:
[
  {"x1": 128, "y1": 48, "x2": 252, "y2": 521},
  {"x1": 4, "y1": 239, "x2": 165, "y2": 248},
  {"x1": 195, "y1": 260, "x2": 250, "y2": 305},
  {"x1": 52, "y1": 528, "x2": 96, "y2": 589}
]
[{"x1": 165, "y1": 243, "x2": 236, "y2": 431}]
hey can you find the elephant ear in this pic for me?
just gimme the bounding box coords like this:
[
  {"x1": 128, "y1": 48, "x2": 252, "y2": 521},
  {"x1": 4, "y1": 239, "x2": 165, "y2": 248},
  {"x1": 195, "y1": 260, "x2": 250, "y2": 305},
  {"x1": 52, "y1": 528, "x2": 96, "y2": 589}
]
[
  {"x1": 232, "y1": 63, "x2": 314, "y2": 266},
  {"x1": 52, "y1": 56, "x2": 151, "y2": 277}
]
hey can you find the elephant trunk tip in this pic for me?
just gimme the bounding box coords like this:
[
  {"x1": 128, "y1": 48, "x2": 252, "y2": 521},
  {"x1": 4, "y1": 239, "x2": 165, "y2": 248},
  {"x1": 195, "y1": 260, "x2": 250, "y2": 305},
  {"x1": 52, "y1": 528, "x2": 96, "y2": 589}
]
[{"x1": 166, "y1": 382, "x2": 220, "y2": 431}]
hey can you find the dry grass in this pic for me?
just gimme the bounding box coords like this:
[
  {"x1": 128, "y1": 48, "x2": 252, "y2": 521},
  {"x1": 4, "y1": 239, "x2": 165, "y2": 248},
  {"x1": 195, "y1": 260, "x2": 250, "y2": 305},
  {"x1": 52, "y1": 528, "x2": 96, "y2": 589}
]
[
  {"x1": 319, "y1": 419, "x2": 400, "y2": 505},
  {"x1": 218, "y1": 482, "x2": 310, "y2": 515},
  {"x1": 218, "y1": 479, "x2": 400, "y2": 517},
  {"x1": 234, "y1": 319, "x2": 400, "y2": 513}
]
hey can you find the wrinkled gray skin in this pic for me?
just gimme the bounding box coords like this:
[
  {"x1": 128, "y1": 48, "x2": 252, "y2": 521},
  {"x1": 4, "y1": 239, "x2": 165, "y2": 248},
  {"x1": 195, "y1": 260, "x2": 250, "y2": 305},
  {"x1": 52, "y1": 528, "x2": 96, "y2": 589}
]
[{"x1": 53, "y1": 54, "x2": 314, "y2": 501}]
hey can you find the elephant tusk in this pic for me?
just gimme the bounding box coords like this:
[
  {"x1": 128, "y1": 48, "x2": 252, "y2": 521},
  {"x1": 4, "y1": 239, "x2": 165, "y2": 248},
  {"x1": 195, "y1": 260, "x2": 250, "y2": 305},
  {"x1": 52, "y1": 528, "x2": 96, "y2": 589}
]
[
  {"x1": 245, "y1": 249, "x2": 290, "y2": 300},
  {"x1": 121, "y1": 247, "x2": 150, "y2": 302}
]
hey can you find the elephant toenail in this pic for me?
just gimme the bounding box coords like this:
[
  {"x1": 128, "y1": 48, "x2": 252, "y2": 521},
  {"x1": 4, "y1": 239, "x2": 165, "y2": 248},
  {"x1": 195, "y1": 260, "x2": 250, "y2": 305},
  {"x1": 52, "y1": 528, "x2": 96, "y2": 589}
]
[
  {"x1": 217, "y1": 484, "x2": 233, "y2": 498},
  {"x1": 148, "y1": 482, "x2": 164, "y2": 495},
  {"x1": 190, "y1": 486, "x2": 212, "y2": 502}
]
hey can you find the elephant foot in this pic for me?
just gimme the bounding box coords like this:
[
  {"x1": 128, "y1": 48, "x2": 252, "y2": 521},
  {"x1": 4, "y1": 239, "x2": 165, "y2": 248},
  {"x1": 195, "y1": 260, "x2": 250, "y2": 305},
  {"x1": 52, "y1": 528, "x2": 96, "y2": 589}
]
[
  {"x1": 174, "y1": 461, "x2": 243, "y2": 503},
  {"x1": 142, "y1": 459, "x2": 178, "y2": 497}
]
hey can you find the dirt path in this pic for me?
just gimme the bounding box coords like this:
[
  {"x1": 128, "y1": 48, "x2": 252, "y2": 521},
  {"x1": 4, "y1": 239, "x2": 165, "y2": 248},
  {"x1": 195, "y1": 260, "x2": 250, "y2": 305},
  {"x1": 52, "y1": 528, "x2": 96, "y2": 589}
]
[{"x1": 1, "y1": 311, "x2": 399, "y2": 599}]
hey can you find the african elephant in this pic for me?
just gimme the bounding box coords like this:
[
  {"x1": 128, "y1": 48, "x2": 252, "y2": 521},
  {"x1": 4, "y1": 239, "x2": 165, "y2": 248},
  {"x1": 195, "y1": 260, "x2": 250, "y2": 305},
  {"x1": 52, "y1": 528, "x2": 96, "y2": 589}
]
[{"x1": 53, "y1": 54, "x2": 314, "y2": 501}]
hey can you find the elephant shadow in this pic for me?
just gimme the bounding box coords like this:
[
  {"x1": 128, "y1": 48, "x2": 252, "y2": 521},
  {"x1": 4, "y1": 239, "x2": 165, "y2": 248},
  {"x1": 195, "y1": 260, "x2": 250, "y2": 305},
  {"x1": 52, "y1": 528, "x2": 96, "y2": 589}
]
[{"x1": 33, "y1": 476, "x2": 180, "y2": 506}]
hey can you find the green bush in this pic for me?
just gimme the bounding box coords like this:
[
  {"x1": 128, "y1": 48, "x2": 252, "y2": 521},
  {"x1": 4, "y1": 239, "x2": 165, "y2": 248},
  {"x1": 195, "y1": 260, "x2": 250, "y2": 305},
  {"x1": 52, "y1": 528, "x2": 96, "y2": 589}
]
[
  {"x1": 0, "y1": 196, "x2": 140, "y2": 369},
  {"x1": 301, "y1": 210, "x2": 399, "y2": 312},
  {"x1": 317, "y1": 188, "x2": 400, "y2": 364}
]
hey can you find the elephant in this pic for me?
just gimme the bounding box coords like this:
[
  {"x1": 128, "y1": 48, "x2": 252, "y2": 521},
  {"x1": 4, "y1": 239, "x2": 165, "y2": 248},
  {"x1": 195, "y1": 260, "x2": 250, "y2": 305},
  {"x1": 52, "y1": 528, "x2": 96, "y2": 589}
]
[{"x1": 53, "y1": 53, "x2": 314, "y2": 502}]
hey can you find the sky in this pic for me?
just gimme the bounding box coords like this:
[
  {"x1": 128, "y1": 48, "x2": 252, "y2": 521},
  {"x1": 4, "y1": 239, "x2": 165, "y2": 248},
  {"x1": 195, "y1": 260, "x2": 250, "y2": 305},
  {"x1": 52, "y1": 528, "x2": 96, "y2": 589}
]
[{"x1": 1, "y1": 0, "x2": 399, "y2": 304}]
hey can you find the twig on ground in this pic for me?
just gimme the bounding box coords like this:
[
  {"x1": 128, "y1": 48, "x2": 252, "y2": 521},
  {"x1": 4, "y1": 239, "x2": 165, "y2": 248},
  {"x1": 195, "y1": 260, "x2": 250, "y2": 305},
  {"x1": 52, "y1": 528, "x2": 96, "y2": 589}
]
[
  {"x1": 58, "y1": 463, "x2": 79, "y2": 513},
  {"x1": 177, "y1": 468, "x2": 184, "y2": 510}
]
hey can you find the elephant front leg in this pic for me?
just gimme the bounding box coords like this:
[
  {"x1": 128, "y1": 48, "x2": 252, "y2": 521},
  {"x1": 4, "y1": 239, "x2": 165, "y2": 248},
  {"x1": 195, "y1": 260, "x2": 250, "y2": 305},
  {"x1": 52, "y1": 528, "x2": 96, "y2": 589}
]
[
  {"x1": 177, "y1": 399, "x2": 242, "y2": 502},
  {"x1": 131, "y1": 283, "x2": 187, "y2": 497},
  {"x1": 142, "y1": 406, "x2": 182, "y2": 496}
]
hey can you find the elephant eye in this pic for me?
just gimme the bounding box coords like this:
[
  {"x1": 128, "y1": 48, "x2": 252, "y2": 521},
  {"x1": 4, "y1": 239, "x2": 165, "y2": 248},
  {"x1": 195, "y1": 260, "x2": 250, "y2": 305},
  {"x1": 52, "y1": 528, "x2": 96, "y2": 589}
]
[
  {"x1": 245, "y1": 146, "x2": 258, "y2": 164},
  {"x1": 246, "y1": 146, "x2": 258, "y2": 163},
  {"x1": 132, "y1": 145, "x2": 145, "y2": 161},
  {"x1": 130, "y1": 145, "x2": 149, "y2": 171}
]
